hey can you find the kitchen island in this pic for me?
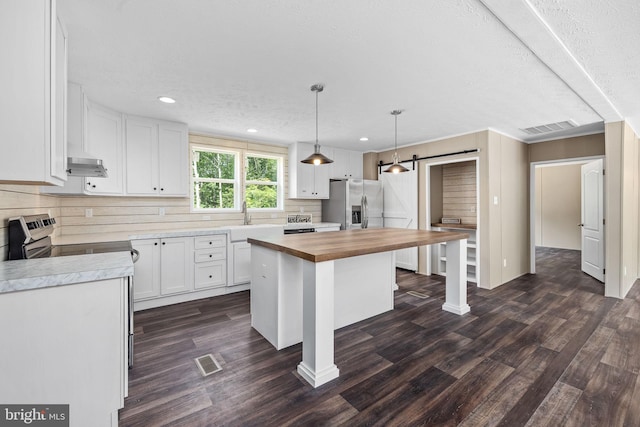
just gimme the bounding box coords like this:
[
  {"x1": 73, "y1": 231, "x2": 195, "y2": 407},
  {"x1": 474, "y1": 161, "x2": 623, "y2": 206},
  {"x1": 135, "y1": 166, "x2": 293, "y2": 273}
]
[{"x1": 248, "y1": 227, "x2": 470, "y2": 387}]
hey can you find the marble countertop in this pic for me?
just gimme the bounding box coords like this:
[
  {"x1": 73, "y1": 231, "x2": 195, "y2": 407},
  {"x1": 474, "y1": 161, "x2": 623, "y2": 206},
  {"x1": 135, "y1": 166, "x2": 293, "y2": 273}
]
[
  {"x1": 53, "y1": 223, "x2": 343, "y2": 244},
  {"x1": 0, "y1": 252, "x2": 134, "y2": 294},
  {"x1": 3, "y1": 222, "x2": 341, "y2": 294}
]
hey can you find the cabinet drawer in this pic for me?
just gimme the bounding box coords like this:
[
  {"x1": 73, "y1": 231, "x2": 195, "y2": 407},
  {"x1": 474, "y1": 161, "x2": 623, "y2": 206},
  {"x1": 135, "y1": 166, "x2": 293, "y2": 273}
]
[
  {"x1": 194, "y1": 261, "x2": 226, "y2": 289},
  {"x1": 194, "y1": 247, "x2": 226, "y2": 263},
  {"x1": 194, "y1": 235, "x2": 226, "y2": 249}
]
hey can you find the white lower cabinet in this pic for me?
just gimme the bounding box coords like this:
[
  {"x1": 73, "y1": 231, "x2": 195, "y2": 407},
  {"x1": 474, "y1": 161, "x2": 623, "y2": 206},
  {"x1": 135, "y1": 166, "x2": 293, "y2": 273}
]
[
  {"x1": 231, "y1": 241, "x2": 252, "y2": 285},
  {"x1": 133, "y1": 233, "x2": 231, "y2": 310},
  {"x1": 132, "y1": 236, "x2": 194, "y2": 300},
  {"x1": 194, "y1": 235, "x2": 226, "y2": 289},
  {"x1": 131, "y1": 239, "x2": 161, "y2": 300},
  {"x1": 160, "y1": 237, "x2": 194, "y2": 295}
]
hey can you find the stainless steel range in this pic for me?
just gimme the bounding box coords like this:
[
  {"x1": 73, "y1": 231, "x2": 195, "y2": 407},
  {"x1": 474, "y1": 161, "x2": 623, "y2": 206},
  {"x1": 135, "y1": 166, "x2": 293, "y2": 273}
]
[{"x1": 7, "y1": 213, "x2": 138, "y2": 368}]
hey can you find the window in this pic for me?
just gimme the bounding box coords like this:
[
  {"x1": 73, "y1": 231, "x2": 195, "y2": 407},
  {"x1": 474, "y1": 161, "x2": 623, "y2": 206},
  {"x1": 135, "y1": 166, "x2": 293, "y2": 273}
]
[
  {"x1": 191, "y1": 146, "x2": 239, "y2": 210},
  {"x1": 245, "y1": 154, "x2": 283, "y2": 210},
  {"x1": 191, "y1": 146, "x2": 283, "y2": 211}
]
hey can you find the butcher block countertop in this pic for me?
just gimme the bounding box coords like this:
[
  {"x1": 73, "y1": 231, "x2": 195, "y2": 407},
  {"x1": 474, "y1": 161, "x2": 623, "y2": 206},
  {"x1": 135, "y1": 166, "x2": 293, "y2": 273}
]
[{"x1": 247, "y1": 228, "x2": 469, "y2": 263}]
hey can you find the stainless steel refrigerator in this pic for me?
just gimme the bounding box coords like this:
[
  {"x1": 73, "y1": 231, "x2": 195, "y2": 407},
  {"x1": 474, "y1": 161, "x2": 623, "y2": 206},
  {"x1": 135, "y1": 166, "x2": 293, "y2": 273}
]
[{"x1": 322, "y1": 179, "x2": 383, "y2": 230}]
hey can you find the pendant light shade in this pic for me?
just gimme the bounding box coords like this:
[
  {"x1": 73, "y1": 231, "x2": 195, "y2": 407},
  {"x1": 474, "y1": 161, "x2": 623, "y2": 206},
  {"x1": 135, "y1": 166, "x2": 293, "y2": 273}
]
[
  {"x1": 384, "y1": 110, "x2": 409, "y2": 174},
  {"x1": 301, "y1": 84, "x2": 333, "y2": 165}
]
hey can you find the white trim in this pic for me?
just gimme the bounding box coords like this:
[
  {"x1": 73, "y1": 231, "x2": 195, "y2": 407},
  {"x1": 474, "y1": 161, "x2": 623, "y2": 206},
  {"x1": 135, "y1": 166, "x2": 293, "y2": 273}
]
[{"x1": 529, "y1": 154, "x2": 605, "y2": 274}]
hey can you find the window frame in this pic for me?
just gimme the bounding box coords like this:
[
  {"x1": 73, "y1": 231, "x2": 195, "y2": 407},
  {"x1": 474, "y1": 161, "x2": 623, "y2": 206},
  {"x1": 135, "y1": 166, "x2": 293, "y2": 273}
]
[
  {"x1": 190, "y1": 145, "x2": 241, "y2": 212},
  {"x1": 190, "y1": 145, "x2": 285, "y2": 213},
  {"x1": 244, "y1": 152, "x2": 284, "y2": 212}
]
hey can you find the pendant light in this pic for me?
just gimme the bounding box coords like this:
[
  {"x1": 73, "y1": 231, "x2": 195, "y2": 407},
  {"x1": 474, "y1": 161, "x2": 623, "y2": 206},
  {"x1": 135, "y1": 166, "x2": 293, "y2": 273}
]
[
  {"x1": 301, "y1": 84, "x2": 334, "y2": 165},
  {"x1": 384, "y1": 110, "x2": 409, "y2": 173}
]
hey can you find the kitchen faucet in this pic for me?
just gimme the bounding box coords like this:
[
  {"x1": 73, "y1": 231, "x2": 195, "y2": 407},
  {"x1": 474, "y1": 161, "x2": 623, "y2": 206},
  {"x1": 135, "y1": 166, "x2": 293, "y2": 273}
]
[{"x1": 242, "y1": 200, "x2": 251, "y2": 225}]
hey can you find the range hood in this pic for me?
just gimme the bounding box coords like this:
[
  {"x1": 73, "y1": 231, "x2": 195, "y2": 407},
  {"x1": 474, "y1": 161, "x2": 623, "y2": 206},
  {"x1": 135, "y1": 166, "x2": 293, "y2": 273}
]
[{"x1": 66, "y1": 157, "x2": 108, "y2": 178}]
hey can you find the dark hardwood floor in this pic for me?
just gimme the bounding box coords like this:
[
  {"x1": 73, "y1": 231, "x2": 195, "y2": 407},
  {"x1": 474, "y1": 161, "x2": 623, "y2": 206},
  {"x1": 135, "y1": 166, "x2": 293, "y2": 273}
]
[{"x1": 120, "y1": 247, "x2": 640, "y2": 426}]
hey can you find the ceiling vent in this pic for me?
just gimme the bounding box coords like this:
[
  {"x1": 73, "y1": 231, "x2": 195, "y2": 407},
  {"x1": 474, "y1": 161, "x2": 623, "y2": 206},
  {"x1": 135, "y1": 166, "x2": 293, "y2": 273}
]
[{"x1": 521, "y1": 120, "x2": 578, "y2": 135}]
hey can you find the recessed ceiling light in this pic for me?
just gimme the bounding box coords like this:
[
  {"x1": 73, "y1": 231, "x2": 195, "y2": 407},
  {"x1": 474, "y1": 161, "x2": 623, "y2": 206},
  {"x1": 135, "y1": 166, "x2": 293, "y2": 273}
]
[
  {"x1": 247, "y1": 128, "x2": 258, "y2": 133},
  {"x1": 158, "y1": 96, "x2": 176, "y2": 104},
  {"x1": 360, "y1": 137, "x2": 369, "y2": 141}
]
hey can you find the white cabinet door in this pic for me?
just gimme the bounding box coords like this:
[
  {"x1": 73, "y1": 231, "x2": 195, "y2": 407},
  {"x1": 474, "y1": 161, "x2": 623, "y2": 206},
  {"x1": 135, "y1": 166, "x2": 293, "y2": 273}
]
[
  {"x1": 330, "y1": 149, "x2": 362, "y2": 180},
  {"x1": 85, "y1": 102, "x2": 124, "y2": 194},
  {"x1": 160, "y1": 237, "x2": 193, "y2": 295},
  {"x1": 158, "y1": 122, "x2": 188, "y2": 196},
  {"x1": 125, "y1": 117, "x2": 158, "y2": 195},
  {"x1": 232, "y1": 242, "x2": 252, "y2": 285},
  {"x1": 0, "y1": 0, "x2": 66, "y2": 185},
  {"x1": 132, "y1": 239, "x2": 161, "y2": 300},
  {"x1": 348, "y1": 150, "x2": 363, "y2": 179},
  {"x1": 51, "y1": 14, "x2": 67, "y2": 183}
]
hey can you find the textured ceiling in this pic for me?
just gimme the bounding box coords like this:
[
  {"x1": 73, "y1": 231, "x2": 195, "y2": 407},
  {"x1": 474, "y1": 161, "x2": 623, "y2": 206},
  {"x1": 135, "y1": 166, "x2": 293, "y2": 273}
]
[{"x1": 56, "y1": 0, "x2": 638, "y2": 151}]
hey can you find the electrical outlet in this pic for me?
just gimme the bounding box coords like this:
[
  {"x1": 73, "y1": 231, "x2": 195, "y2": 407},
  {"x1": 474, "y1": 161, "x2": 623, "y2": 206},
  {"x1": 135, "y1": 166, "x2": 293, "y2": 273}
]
[
  {"x1": 503, "y1": 258, "x2": 507, "y2": 267},
  {"x1": 159, "y1": 207, "x2": 165, "y2": 216},
  {"x1": 85, "y1": 208, "x2": 92, "y2": 218},
  {"x1": 493, "y1": 196, "x2": 499, "y2": 205},
  {"x1": 300, "y1": 207, "x2": 305, "y2": 213}
]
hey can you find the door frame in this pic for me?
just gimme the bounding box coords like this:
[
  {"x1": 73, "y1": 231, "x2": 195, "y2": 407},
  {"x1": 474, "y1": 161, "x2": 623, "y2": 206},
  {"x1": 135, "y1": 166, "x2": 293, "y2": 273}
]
[
  {"x1": 425, "y1": 156, "x2": 480, "y2": 284},
  {"x1": 529, "y1": 155, "x2": 605, "y2": 274}
]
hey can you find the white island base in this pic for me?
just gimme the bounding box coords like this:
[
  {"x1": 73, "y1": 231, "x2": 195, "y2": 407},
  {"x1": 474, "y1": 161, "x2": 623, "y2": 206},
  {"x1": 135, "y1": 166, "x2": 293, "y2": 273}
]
[
  {"x1": 251, "y1": 247, "x2": 395, "y2": 351},
  {"x1": 250, "y1": 238, "x2": 470, "y2": 388}
]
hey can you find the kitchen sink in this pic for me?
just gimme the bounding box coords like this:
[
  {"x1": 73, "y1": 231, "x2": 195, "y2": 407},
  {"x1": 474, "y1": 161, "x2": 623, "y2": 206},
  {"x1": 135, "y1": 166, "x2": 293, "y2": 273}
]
[{"x1": 225, "y1": 224, "x2": 284, "y2": 242}]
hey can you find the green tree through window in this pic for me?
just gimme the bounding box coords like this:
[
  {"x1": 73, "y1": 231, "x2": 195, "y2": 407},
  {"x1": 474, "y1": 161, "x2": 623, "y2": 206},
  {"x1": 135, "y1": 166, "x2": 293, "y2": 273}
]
[
  {"x1": 191, "y1": 147, "x2": 283, "y2": 211},
  {"x1": 245, "y1": 155, "x2": 280, "y2": 209},
  {"x1": 192, "y1": 148, "x2": 237, "y2": 209}
]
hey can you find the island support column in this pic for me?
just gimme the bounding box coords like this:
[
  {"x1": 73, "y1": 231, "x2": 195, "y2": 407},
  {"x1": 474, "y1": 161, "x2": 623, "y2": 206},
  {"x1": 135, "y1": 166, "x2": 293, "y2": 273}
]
[
  {"x1": 442, "y1": 238, "x2": 471, "y2": 315},
  {"x1": 297, "y1": 259, "x2": 340, "y2": 387}
]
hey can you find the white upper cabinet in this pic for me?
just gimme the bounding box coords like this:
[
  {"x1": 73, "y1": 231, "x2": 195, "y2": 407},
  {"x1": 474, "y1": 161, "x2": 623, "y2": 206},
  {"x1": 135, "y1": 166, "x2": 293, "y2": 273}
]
[
  {"x1": 0, "y1": 0, "x2": 67, "y2": 185},
  {"x1": 288, "y1": 142, "x2": 330, "y2": 199},
  {"x1": 330, "y1": 148, "x2": 363, "y2": 180},
  {"x1": 126, "y1": 117, "x2": 188, "y2": 197},
  {"x1": 84, "y1": 101, "x2": 124, "y2": 195}
]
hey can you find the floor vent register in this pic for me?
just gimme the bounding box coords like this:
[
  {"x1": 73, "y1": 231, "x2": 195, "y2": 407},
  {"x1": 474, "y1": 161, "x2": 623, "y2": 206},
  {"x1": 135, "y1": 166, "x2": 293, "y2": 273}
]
[
  {"x1": 406, "y1": 290, "x2": 429, "y2": 299},
  {"x1": 195, "y1": 354, "x2": 223, "y2": 377}
]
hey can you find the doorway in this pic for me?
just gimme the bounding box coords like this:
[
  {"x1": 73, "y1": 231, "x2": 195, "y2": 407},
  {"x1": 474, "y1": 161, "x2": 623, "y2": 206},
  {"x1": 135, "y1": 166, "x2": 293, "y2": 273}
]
[
  {"x1": 425, "y1": 157, "x2": 480, "y2": 285},
  {"x1": 529, "y1": 156, "x2": 605, "y2": 289}
]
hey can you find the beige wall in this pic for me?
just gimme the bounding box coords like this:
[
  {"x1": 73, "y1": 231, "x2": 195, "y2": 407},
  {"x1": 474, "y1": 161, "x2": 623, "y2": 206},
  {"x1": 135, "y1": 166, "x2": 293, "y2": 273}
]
[
  {"x1": 529, "y1": 133, "x2": 605, "y2": 163},
  {"x1": 371, "y1": 130, "x2": 529, "y2": 289},
  {"x1": 534, "y1": 164, "x2": 583, "y2": 250},
  {"x1": 605, "y1": 122, "x2": 640, "y2": 298},
  {"x1": 442, "y1": 161, "x2": 477, "y2": 225},
  {"x1": 0, "y1": 185, "x2": 61, "y2": 261}
]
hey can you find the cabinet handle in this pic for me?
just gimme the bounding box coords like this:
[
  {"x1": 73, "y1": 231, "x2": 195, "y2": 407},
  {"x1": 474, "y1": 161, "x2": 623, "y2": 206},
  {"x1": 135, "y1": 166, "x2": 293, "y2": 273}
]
[
  {"x1": 209, "y1": 254, "x2": 212, "y2": 258},
  {"x1": 154, "y1": 242, "x2": 158, "y2": 246},
  {"x1": 162, "y1": 242, "x2": 166, "y2": 245},
  {"x1": 160, "y1": 188, "x2": 164, "y2": 191},
  {"x1": 92, "y1": 185, "x2": 96, "y2": 188},
  {"x1": 209, "y1": 275, "x2": 212, "y2": 278},
  {"x1": 209, "y1": 242, "x2": 212, "y2": 245},
  {"x1": 153, "y1": 187, "x2": 157, "y2": 190},
  {"x1": 86, "y1": 181, "x2": 91, "y2": 186}
]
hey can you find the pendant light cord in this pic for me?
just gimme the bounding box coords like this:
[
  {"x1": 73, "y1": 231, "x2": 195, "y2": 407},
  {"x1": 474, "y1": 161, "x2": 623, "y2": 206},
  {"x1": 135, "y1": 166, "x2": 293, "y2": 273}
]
[{"x1": 315, "y1": 89, "x2": 319, "y2": 149}]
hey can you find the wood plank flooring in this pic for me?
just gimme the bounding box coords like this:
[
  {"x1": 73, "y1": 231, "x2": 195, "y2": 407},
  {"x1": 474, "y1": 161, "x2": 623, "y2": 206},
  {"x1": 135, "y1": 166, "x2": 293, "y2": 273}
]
[{"x1": 120, "y1": 247, "x2": 640, "y2": 426}]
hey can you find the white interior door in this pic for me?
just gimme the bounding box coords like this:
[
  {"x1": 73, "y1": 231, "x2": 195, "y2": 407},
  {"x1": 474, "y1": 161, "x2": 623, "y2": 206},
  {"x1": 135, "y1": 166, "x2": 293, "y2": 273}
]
[
  {"x1": 581, "y1": 159, "x2": 605, "y2": 282},
  {"x1": 382, "y1": 165, "x2": 418, "y2": 270}
]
